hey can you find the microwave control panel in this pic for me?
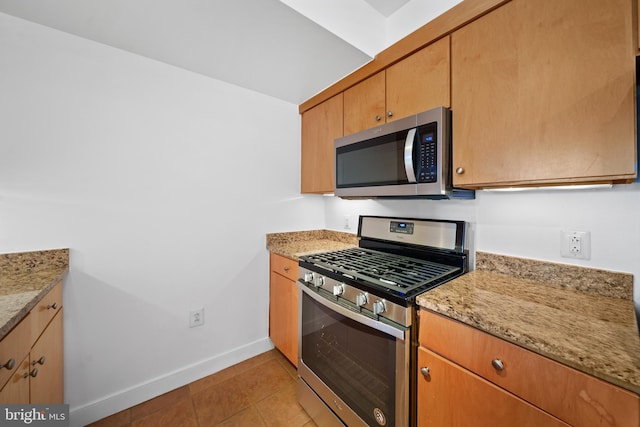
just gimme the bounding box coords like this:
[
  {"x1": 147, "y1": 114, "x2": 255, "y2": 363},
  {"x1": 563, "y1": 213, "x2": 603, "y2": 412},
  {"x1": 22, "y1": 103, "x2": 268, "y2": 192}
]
[{"x1": 417, "y1": 124, "x2": 438, "y2": 183}]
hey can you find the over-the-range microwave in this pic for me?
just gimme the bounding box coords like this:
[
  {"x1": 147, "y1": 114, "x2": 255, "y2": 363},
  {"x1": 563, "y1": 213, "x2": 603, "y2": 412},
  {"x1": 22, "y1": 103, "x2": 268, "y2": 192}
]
[{"x1": 334, "y1": 106, "x2": 474, "y2": 199}]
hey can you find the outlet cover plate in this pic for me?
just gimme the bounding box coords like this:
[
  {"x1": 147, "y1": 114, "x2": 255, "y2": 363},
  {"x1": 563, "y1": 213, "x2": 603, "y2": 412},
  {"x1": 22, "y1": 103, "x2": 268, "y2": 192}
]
[
  {"x1": 561, "y1": 230, "x2": 591, "y2": 260},
  {"x1": 189, "y1": 308, "x2": 204, "y2": 328}
]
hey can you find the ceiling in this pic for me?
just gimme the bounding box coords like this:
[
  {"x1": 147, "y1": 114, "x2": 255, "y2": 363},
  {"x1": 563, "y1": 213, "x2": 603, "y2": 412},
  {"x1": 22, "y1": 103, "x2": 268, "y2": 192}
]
[{"x1": 0, "y1": 0, "x2": 444, "y2": 104}]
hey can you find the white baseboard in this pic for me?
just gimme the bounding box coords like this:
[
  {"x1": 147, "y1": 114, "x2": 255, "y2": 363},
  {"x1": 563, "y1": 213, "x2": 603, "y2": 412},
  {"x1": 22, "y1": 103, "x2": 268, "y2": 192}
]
[{"x1": 69, "y1": 338, "x2": 274, "y2": 427}]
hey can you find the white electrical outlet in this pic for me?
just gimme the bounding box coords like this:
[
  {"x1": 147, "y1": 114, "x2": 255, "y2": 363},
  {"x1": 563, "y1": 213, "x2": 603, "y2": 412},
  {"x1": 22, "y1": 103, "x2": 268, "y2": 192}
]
[
  {"x1": 561, "y1": 230, "x2": 591, "y2": 260},
  {"x1": 189, "y1": 308, "x2": 204, "y2": 328}
]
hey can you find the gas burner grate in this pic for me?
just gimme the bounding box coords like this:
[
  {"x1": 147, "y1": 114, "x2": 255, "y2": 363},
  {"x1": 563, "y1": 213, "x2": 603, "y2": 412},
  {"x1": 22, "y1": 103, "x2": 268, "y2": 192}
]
[{"x1": 305, "y1": 247, "x2": 460, "y2": 294}]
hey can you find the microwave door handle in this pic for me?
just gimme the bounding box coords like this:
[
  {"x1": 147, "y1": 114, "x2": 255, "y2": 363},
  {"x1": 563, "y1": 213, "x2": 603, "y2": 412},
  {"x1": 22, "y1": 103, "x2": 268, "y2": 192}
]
[{"x1": 404, "y1": 128, "x2": 417, "y2": 183}]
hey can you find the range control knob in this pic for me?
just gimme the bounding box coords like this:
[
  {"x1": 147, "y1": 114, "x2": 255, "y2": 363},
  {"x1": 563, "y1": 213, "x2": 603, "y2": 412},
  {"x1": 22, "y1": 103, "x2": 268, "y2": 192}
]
[
  {"x1": 373, "y1": 300, "x2": 386, "y2": 315},
  {"x1": 355, "y1": 292, "x2": 368, "y2": 307},
  {"x1": 333, "y1": 284, "x2": 345, "y2": 296},
  {"x1": 314, "y1": 276, "x2": 325, "y2": 288},
  {"x1": 304, "y1": 272, "x2": 314, "y2": 283}
]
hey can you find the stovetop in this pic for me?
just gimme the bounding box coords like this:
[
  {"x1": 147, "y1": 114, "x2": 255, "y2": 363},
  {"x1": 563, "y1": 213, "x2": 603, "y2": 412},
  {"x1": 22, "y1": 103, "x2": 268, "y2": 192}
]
[
  {"x1": 302, "y1": 247, "x2": 460, "y2": 296},
  {"x1": 298, "y1": 216, "x2": 469, "y2": 308}
]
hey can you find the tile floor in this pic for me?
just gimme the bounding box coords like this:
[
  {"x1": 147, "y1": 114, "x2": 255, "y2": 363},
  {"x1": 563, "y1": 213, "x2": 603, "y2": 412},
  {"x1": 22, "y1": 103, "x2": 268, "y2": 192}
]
[{"x1": 88, "y1": 349, "x2": 316, "y2": 427}]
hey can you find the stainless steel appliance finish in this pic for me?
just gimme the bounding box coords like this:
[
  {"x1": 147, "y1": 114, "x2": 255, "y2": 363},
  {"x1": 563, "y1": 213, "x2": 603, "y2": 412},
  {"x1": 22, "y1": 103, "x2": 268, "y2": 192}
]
[
  {"x1": 297, "y1": 216, "x2": 470, "y2": 427},
  {"x1": 334, "y1": 107, "x2": 474, "y2": 199}
]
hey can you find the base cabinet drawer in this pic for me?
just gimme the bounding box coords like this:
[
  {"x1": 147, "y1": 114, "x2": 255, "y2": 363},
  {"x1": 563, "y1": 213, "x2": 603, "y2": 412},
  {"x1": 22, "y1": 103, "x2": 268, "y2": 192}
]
[
  {"x1": 419, "y1": 309, "x2": 640, "y2": 427},
  {"x1": 417, "y1": 347, "x2": 570, "y2": 427}
]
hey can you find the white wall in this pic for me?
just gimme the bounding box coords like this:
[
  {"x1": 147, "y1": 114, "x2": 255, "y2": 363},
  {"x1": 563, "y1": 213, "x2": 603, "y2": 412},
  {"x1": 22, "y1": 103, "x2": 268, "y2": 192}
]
[
  {"x1": 325, "y1": 183, "x2": 640, "y2": 305},
  {"x1": 0, "y1": 13, "x2": 324, "y2": 426},
  {"x1": 279, "y1": 0, "x2": 464, "y2": 57},
  {"x1": 385, "y1": 0, "x2": 463, "y2": 48}
]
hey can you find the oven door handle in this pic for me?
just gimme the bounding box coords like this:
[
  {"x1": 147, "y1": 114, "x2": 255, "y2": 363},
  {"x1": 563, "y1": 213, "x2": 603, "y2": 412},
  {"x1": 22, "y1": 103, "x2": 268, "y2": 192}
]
[{"x1": 298, "y1": 282, "x2": 407, "y2": 341}]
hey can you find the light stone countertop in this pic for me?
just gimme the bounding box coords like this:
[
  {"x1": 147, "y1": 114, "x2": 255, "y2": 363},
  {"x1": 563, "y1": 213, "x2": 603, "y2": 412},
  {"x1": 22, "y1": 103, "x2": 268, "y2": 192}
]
[
  {"x1": 266, "y1": 229, "x2": 358, "y2": 260},
  {"x1": 0, "y1": 249, "x2": 69, "y2": 340},
  {"x1": 416, "y1": 251, "x2": 640, "y2": 395}
]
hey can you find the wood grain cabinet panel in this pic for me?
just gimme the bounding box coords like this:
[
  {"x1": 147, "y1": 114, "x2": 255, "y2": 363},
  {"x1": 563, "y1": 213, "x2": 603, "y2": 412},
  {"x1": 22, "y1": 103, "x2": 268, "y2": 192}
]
[
  {"x1": 269, "y1": 253, "x2": 299, "y2": 366},
  {"x1": 0, "y1": 357, "x2": 30, "y2": 403},
  {"x1": 343, "y1": 71, "x2": 386, "y2": 135},
  {"x1": 0, "y1": 313, "x2": 31, "y2": 390},
  {"x1": 417, "y1": 347, "x2": 570, "y2": 427},
  {"x1": 451, "y1": 0, "x2": 636, "y2": 188},
  {"x1": 301, "y1": 93, "x2": 343, "y2": 194},
  {"x1": 386, "y1": 36, "x2": 450, "y2": 122},
  {"x1": 30, "y1": 310, "x2": 64, "y2": 404},
  {"x1": 344, "y1": 37, "x2": 451, "y2": 136},
  {"x1": 419, "y1": 310, "x2": 640, "y2": 427}
]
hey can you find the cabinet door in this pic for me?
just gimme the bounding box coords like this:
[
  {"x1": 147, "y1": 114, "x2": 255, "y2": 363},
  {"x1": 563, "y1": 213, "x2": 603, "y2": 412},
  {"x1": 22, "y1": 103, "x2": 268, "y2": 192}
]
[
  {"x1": 30, "y1": 309, "x2": 64, "y2": 404},
  {"x1": 386, "y1": 36, "x2": 451, "y2": 121},
  {"x1": 301, "y1": 93, "x2": 343, "y2": 194},
  {"x1": 417, "y1": 347, "x2": 570, "y2": 427},
  {"x1": 0, "y1": 314, "x2": 31, "y2": 390},
  {"x1": 269, "y1": 271, "x2": 298, "y2": 366},
  {"x1": 0, "y1": 357, "x2": 30, "y2": 404},
  {"x1": 343, "y1": 71, "x2": 386, "y2": 135},
  {"x1": 451, "y1": 0, "x2": 636, "y2": 188}
]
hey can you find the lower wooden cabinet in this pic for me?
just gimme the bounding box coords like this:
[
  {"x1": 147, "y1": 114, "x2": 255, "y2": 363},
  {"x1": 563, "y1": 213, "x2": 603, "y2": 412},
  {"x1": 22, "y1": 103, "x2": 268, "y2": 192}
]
[
  {"x1": 417, "y1": 347, "x2": 570, "y2": 427},
  {"x1": 0, "y1": 280, "x2": 64, "y2": 404},
  {"x1": 269, "y1": 253, "x2": 298, "y2": 366},
  {"x1": 0, "y1": 357, "x2": 30, "y2": 403},
  {"x1": 30, "y1": 309, "x2": 63, "y2": 404},
  {"x1": 418, "y1": 309, "x2": 640, "y2": 427}
]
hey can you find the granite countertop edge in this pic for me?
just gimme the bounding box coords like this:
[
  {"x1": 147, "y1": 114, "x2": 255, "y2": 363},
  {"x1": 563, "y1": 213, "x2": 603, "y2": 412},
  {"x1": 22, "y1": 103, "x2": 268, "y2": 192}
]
[
  {"x1": 0, "y1": 248, "x2": 70, "y2": 341},
  {"x1": 416, "y1": 251, "x2": 640, "y2": 395},
  {"x1": 266, "y1": 229, "x2": 358, "y2": 260}
]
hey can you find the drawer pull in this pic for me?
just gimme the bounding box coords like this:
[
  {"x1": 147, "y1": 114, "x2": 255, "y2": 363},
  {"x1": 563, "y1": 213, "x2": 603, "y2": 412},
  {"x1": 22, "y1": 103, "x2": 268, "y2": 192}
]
[
  {"x1": 32, "y1": 356, "x2": 46, "y2": 366},
  {"x1": 24, "y1": 368, "x2": 38, "y2": 378},
  {"x1": 420, "y1": 367, "x2": 430, "y2": 377},
  {"x1": 491, "y1": 358, "x2": 505, "y2": 372},
  {"x1": 47, "y1": 302, "x2": 58, "y2": 310},
  {"x1": 283, "y1": 266, "x2": 290, "y2": 272},
  {"x1": 0, "y1": 358, "x2": 16, "y2": 370}
]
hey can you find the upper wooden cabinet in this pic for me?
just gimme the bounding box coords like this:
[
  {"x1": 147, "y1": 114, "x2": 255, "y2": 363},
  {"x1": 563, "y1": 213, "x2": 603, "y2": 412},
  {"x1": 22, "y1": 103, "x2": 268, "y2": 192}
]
[
  {"x1": 451, "y1": 0, "x2": 637, "y2": 188},
  {"x1": 344, "y1": 36, "x2": 451, "y2": 135},
  {"x1": 301, "y1": 93, "x2": 343, "y2": 194}
]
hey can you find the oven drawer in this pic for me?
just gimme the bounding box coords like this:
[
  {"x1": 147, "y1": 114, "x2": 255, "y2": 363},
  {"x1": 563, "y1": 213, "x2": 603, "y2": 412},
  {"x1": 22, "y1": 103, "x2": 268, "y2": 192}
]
[
  {"x1": 270, "y1": 253, "x2": 298, "y2": 282},
  {"x1": 419, "y1": 309, "x2": 639, "y2": 427}
]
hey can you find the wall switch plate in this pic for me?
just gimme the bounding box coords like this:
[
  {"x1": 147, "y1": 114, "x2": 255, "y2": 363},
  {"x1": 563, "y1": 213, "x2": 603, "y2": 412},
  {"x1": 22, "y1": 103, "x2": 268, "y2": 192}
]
[
  {"x1": 561, "y1": 230, "x2": 591, "y2": 260},
  {"x1": 189, "y1": 308, "x2": 204, "y2": 328}
]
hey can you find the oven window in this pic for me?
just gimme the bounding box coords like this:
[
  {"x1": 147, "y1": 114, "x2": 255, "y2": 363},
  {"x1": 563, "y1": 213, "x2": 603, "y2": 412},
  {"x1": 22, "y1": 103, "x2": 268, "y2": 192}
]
[{"x1": 301, "y1": 292, "x2": 397, "y2": 426}]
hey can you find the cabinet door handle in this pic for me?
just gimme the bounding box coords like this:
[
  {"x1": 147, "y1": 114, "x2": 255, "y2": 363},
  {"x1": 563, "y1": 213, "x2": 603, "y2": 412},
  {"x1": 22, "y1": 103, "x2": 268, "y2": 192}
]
[
  {"x1": 387, "y1": 111, "x2": 393, "y2": 117},
  {"x1": 491, "y1": 358, "x2": 505, "y2": 371},
  {"x1": 0, "y1": 358, "x2": 16, "y2": 370},
  {"x1": 375, "y1": 115, "x2": 382, "y2": 121},
  {"x1": 455, "y1": 167, "x2": 465, "y2": 175},
  {"x1": 32, "y1": 356, "x2": 46, "y2": 366},
  {"x1": 420, "y1": 367, "x2": 430, "y2": 377},
  {"x1": 47, "y1": 302, "x2": 58, "y2": 310},
  {"x1": 24, "y1": 368, "x2": 38, "y2": 378}
]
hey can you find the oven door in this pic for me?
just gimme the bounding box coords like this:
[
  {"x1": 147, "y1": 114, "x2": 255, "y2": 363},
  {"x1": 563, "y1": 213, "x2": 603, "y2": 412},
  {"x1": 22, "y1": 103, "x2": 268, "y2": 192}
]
[{"x1": 297, "y1": 284, "x2": 409, "y2": 427}]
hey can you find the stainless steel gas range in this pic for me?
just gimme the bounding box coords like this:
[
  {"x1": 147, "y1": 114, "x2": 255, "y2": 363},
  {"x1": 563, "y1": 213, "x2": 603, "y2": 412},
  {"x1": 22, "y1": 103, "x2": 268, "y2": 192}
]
[{"x1": 296, "y1": 216, "x2": 470, "y2": 427}]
